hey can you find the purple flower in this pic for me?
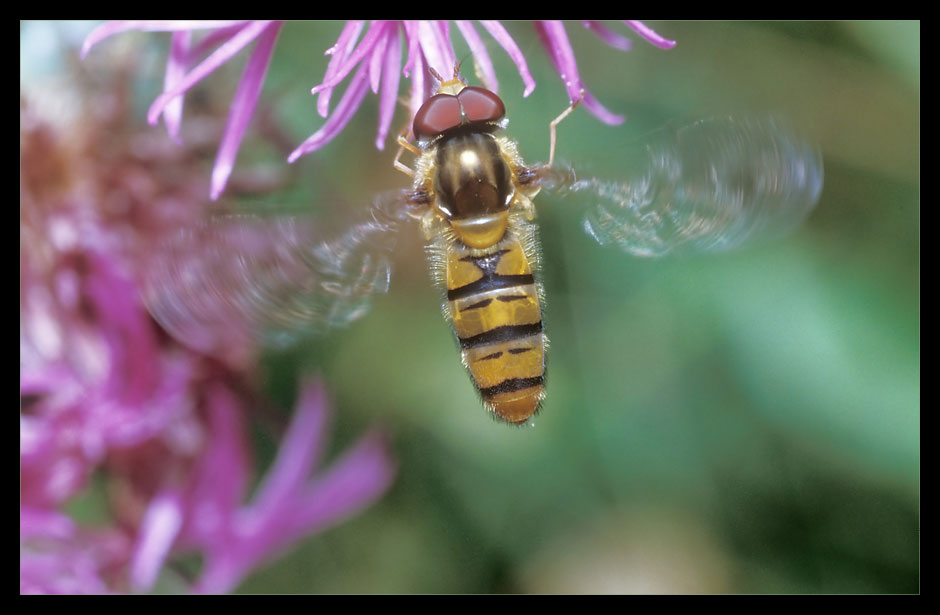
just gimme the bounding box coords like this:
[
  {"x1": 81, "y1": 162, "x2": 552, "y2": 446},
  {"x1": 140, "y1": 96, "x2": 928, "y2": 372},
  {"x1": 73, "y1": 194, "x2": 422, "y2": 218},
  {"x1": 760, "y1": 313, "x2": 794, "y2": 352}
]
[
  {"x1": 127, "y1": 381, "x2": 396, "y2": 594},
  {"x1": 81, "y1": 20, "x2": 674, "y2": 200},
  {"x1": 21, "y1": 56, "x2": 395, "y2": 594},
  {"x1": 21, "y1": 508, "x2": 131, "y2": 594},
  {"x1": 21, "y1": 375, "x2": 394, "y2": 594},
  {"x1": 289, "y1": 19, "x2": 675, "y2": 160},
  {"x1": 533, "y1": 21, "x2": 675, "y2": 125},
  {"x1": 83, "y1": 20, "x2": 284, "y2": 201}
]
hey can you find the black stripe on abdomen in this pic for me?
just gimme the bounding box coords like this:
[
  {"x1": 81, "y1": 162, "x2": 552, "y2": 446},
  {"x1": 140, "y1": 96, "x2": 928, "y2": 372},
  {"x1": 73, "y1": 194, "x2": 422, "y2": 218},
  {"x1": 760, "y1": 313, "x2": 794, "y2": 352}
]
[
  {"x1": 479, "y1": 376, "x2": 544, "y2": 397},
  {"x1": 458, "y1": 322, "x2": 543, "y2": 350},
  {"x1": 447, "y1": 274, "x2": 534, "y2": 301},
  {"x1": 460, "y1": 298, "x2": 493, "y2": 312},
  {"x1": 497, "y1": 294, "x2": 529, "y2": 303}
]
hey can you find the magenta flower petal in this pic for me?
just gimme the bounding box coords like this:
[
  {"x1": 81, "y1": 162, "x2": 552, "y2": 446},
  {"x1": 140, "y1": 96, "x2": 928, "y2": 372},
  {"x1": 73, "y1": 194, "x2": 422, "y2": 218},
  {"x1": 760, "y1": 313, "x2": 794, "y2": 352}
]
[
  {"x1": 188, "y1": 23, "x2": 254, "y2": 60},
  {"x1": 435, "y1": 21, "x2": 456, "y2": 72},
  {"x1": 248, "y1": 380, "x2": 330, "y2": 515},
  {"x1": 20, "y1": 363, "x2": 79, "y2": 400},
  {"x1": 401, "y1": 20, "x2": 420, "y2": 78},
  {"x1": 479, "y1": 20, "x2": 536, "y2": 97},
  {"x1": 310, "y1": 21, "x2": 387, "y2": 97},
  {"x1": 581, "y1": 89, "x2": 626, "y2": 125},
  {"x1": 399, "y1": 21, "x2": 428, "y2": 120},
  {"x1": 83, "y1": 251, "x2": 160, "y2": 404},
  {"x1": 147, "y1": 21, "x2": 275, "y2": 126},
  {"x1": 81, "y1": 20, "x2": 247, "y2": 58},
  {"x1": 289, "y1": 62, "x2": 371, "y2": 162},
  {"x1": 416, "y1": 20, "x2": 455, "y2": 78},
  {"x1": 623, "y1": 20, "x2": 677, "y2": 49},
  {"x1": 190, "y1": 381, "x2": 395, "y2": 594},
  {"x1": 376, "y1": 28, "x2": 402, "y2": 150},
  {"x1": 408, "y1": 48, "x2": 427, "y2": 124},
  {"x1": 130, "y1": 490, "x2": 184, "y2": 591},
  {"x1": 317, "y1": 20, "x2": 365, "y2": 117},
  {"x1": 582, "y1": 20, "x2": 633, "y2": 51},
  {"x1": 294, "y1": 430, "x2": 396, "y2": 531},
  {"x1": 21, "y1": 526, "x2": 129, "y2": 594},
  {"x1": 162, "y1": 31, "x2": 191, "y2": 144},
  {"x1": 368, "y1": 32, "x2": 385, "y2": 95},
  {"x1": 243, "y1": 430, "x2": 395, "y2": 560},
  {"x1": 534, "y1": 20, "x2": 625, "y2": 125},
  {"x1": 455, "y1": 21, "x2": 498, "y2": 93},
  {"x1": 20, "y1": 507, "x2": 75, "y2": 540},
  {"x1": 193, "y1": 384, "x2": 252, "y2": 524},
  {"x1": 535, "y1": 21, "x2": 582, "y2": 104},
  {"x1": 210, "y1": 21, "x2": 283, "y2": 201}
]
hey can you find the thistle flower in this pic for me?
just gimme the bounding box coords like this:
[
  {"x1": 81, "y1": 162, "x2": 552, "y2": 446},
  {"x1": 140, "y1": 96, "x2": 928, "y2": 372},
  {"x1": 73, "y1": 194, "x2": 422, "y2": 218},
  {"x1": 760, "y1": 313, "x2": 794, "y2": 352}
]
[
  {"x1": 21, "y1": 42, "x2": 395, "y2": 594},
  {"x1": 81, "y1": 20, "x2": 675, "y2": 200},
  {"x1": 126, "y1": 381, "x2": 395, "y2": 594},
  {"x1": 81, "y1": 20, "x2": 284, "y2": 202}
]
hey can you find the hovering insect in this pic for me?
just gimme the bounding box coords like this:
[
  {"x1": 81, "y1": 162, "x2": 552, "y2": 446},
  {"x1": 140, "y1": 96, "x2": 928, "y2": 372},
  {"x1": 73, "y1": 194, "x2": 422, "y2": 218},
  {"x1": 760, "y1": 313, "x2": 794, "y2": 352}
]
[{"x1": 145, "y1": 69, "x2": 823, "y2": 426}]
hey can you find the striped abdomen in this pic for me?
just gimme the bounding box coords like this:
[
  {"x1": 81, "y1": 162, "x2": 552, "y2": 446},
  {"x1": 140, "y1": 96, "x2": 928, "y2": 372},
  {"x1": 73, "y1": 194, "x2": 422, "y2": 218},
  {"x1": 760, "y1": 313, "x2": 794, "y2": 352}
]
[{"x1": 446, "y1": 238, "x2": 546, "y2": 424}]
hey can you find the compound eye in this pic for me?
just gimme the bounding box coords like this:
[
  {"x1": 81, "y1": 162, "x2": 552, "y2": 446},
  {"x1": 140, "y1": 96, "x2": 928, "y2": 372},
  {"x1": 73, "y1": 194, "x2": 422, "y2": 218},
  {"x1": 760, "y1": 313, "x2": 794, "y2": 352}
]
[
  {"x1": 457, "y1": 86, "x2": 505, "y2": 124},
  {"x1": 412, "y1": 94, "x2": 462, "y2": 139}
]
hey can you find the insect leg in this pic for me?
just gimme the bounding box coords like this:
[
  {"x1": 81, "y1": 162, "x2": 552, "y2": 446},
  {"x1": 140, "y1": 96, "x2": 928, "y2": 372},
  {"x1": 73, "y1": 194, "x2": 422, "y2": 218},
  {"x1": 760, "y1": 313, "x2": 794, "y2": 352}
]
[
  {"x1": 548, "y1": 90, "x2": 583, "y2": 168},
  {"x1": 393, "y1": 134, "x2": 421, "y2": 178}
]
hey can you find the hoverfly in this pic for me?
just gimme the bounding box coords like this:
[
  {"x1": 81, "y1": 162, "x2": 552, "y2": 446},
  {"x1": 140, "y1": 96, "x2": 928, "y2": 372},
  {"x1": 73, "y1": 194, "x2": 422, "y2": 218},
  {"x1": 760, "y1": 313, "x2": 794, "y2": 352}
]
[{"x1": 145, "y1": 69, "x2": 823, "y2": 425}]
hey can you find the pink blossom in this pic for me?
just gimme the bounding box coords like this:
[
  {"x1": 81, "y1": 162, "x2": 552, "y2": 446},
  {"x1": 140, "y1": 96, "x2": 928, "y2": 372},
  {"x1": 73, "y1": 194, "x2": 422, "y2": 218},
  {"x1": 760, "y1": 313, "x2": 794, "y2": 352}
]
[
  {"x1": 125, "y1": 381, "x2": 396, "y2": 594},
  {"x1": 81, "y1": 20, "x2": 675, "y2": 200},
  {"x1": 83, "y1": 20, "x2": 284, "y2": 201},
  {"x1": 20, "y1": 53, "x2": 395, "y2": 594}
]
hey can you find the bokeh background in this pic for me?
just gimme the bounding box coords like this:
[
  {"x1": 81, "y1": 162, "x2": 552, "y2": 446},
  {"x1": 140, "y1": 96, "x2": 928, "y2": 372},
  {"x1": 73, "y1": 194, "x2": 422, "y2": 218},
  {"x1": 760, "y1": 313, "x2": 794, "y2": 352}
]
[{"x1": 21, "y1": 21, "x2": 919, "y2": 593}]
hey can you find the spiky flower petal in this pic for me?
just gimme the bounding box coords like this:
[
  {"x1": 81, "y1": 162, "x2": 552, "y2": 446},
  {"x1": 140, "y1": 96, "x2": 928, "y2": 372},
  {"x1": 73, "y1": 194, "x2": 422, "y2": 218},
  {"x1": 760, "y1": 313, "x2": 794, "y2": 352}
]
[{"x1": 82, "y1": 20, "x2": 675, "y2": 199}]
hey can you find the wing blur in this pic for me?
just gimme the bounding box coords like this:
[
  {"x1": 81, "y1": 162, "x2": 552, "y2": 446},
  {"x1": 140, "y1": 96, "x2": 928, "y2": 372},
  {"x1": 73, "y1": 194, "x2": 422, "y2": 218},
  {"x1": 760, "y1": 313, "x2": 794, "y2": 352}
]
[
  {"x1": 538, "y1": 116, "x2": 823, "y2": 257},
  {"x1": 144, "y1": 190, "x2": 410, "y2": 357}
]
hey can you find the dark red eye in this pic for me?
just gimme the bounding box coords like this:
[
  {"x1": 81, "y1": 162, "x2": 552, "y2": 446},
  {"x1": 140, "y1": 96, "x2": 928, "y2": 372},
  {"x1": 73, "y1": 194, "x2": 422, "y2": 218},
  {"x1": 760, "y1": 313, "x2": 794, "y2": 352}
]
[
  {"x1": 412, "y1": 94, "x2": 461, "y2": 139},
  {"x1": 457, "y1": 86, "x2": 505, "y2": 124}
]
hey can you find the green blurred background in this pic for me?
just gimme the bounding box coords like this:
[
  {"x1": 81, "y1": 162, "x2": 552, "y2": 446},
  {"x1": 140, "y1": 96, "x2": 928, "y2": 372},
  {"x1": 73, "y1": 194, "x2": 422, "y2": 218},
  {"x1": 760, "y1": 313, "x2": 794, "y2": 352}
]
[{"x1": 22, "y1": 21, "x2": 919, "y2": 593}]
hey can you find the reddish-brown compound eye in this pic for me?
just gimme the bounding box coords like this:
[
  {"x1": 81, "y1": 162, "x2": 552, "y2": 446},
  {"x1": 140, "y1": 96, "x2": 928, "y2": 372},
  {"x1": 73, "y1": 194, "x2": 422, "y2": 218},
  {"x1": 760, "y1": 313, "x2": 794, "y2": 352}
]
[
  {"x1": 412, "y1": 94, "x2": 462, "y2": 139},
  {"x1": 457, "y1": 86, "x2": 505, "y2": 124}
]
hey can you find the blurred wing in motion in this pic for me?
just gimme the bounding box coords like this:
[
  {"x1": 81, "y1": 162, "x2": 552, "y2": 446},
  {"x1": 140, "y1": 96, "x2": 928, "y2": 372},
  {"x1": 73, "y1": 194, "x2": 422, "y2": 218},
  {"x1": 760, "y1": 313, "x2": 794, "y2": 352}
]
[
  {"x1": 539, "y1": 116, "x2": 823, "y2": 257},
  {"x1": 144, "y1": 190, "x2": 411, "y2": 357}
]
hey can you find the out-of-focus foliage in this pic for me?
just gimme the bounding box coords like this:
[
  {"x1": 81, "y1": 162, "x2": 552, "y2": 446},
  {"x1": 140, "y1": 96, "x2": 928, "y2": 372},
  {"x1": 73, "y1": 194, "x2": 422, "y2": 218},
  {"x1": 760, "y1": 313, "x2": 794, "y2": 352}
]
[{"x1": 23, "y1": 21, "x2": 918, "y2": 593}]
